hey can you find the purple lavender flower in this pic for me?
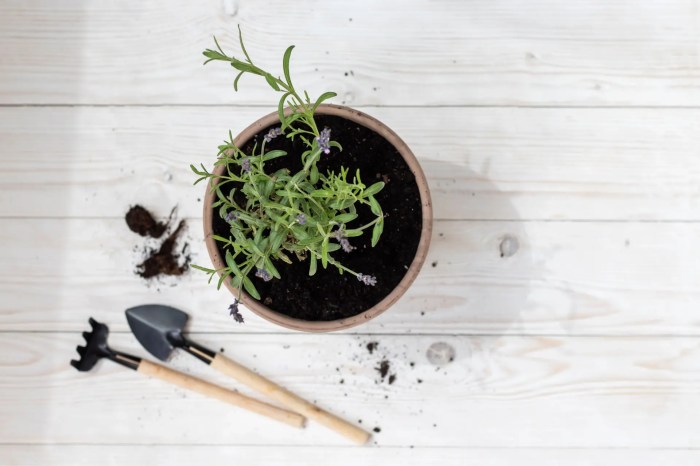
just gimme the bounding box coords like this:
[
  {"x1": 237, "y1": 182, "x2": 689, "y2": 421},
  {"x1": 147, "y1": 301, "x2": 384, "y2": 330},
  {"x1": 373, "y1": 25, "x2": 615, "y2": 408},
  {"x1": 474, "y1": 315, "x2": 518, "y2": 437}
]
[
  {"x1": 296, "y1": 213, "x2": 306, "y2": 225},
  {"x1": 316, "y1": 127, "x2": 331, "y2": 154},
  {"x1": 263, "y1": 127, "x2": 283, "y2": 143},
  {"x1": 225, "y1": 211, "x2": 238, "y2": 223},
  {"x1": 228, "y1": 300, "x2": 244, "y2": 323},
  {"x1": 255, "y1": 268, "x2": 272, "y2": 282},
  {"x1": 241, "y1": 157, "x2": 251, "y2": 173},
  {"x1": 332, "y1": 228, "x2": 354, "y2": 252},
  {"x1": 357, "y1": 273, "x2": 377, "y2": 286},
  {"x1": 339, "y1": 237, "x2": 354, "y2": 253}
]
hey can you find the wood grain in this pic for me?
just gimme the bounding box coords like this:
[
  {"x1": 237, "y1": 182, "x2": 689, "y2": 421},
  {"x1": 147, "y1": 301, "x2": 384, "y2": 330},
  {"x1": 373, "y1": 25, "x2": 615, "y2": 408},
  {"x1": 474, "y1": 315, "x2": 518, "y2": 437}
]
[
  {"x1": 3, "y1": 332, "x2": 700, "y2": 448},
  {"x1": 3, "y1": 445, "x2": 700, "y2": 466},
  {"x1": 1, "y1": 218, "x2": 698, "y2": 336},
  {"x1": 2, "y1": 0, "x2": 700, "y2": 461},
  {"x1": 0, "y1": 0, "x2": 699, "y2": 106},
  {"x1": 2, "y1": 106, "x2": 700, "y2": 221}
]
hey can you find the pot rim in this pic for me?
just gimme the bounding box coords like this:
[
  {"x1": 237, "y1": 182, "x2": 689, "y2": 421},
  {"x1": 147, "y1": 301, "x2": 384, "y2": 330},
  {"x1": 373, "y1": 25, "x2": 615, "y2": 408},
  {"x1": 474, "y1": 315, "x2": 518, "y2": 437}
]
[{"x1": 203, "y1": 104, "x2": 433, "y2": 332}]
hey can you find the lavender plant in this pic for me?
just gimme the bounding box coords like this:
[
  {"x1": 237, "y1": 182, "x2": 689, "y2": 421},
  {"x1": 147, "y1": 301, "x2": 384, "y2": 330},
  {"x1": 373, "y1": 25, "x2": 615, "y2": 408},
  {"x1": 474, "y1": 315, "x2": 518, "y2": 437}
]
[{"x1": 191, "y1": 27, "x2": 385, "y2": 318}]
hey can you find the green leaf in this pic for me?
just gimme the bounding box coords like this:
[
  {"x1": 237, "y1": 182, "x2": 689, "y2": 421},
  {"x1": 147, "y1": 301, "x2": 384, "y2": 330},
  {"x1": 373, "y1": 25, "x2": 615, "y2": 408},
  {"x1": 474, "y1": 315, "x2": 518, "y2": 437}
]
[
  {"x1": 310, "y1": 189, "x2": 333, "y2": 198},
  {"x1": 282, "y1": 45, "x2": 295, "y2": 89},
  {"x1": 216, "y1": 270, "x2": 231, "y2": 290},
  {"x1": 327, "y1": 243, "x2": 341, "y2": 252},
  {"x1": 202, "y1": 49, "x2": 227, "y2": 61},
  {"x1": 364, "y1": 181, "x2": 385, "y2": 198},
  {"x1": 264, "y1": 257, "x2": 281, "y2": 279},
  {"x1": 343, "y1": 228, "x2": 362, "y2": 237},
  {"x1": 224, "y1": 250, "x2": 243, "y2": 279},
  {"x1": 309, "y1": 254, "x2": 317, "y2": 276},
  {"x1": 334, "y1": 212, "x2": 358, "y2": 223},
  {"x1": 243, "y1": 276, "x2": 261, "y2": 300},
  {"x1": 368, "y1": 195, "x2": 382, "y2": 216},
  {"x1": 371, "y1": 219, "x2": 384, "y2": 247},
  {"x1": 310, "y1": 164, "x2": 319, "y2": 184},
  {"x1": 191, "y1": 264, "x2": 216, "y2": 274},
  {"x1": 237, "y1": 25, "x2": 252, "y2": 63},
  {"x1": 270, "y1": 228, "x2": 285, "y2": 251},
  {"x1": 213, "y1": 35, "x2": 226, "y2": 55},
  {"x1": 321, "y1": 237, "x2": 329, "y2": 269},
  {"x1": 278, "y1": 92, "x2": 292, "y2": 128},
  {"x1": 277, "y1": 250, "x2": 292, "y2": 264},
  {"x1": 312, "y1": 91, "x2": 337, "y2": 112},
  {"x1": 233, "y1": 70, "x2": 245, "y2": 91},
  {"x1": 262, "y1": 150, "x2": 287, "y2": 161},
  {"x1": 265, "y1": 74, "x2": 281, "y2": 91},
  {"x1": 248, "y1": 239, "x2": 264, "y2": 256},
  {"x1": 231, "y1": 59, "x2": 255, "y2": 73}
]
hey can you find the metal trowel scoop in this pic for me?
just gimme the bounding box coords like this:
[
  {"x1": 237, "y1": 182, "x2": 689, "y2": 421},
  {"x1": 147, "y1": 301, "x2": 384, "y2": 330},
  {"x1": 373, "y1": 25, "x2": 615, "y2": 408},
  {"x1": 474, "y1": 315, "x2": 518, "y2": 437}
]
[{"x1": 125, "y1": 304, "x2": 370, "y2": 445}]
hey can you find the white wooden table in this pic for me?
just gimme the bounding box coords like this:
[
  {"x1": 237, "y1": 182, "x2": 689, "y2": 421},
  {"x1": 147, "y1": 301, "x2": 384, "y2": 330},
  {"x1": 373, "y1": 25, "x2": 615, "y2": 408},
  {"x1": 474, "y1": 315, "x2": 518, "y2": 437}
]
[{"x1": 2, "y1": 1, "x2": 700, "y2": 464}]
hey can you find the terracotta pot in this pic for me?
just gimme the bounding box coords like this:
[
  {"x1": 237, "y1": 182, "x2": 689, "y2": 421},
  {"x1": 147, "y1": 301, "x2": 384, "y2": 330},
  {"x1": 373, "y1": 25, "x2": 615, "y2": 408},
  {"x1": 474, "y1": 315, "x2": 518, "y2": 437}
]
[{"x1": 203, "y1": 104, "x2": 432, "y2": 332}]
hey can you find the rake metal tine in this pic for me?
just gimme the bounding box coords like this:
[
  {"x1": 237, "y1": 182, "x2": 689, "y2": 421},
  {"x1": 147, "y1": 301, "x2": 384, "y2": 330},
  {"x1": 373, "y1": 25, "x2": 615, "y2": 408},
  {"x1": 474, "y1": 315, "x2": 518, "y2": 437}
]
[
  {"x1": 70, "y1": 360, "x2": 80, "y2": 370},
  {"x1": 82, "y1": 331, "x2": 91, "y2": 341},
  {"x1": 76, "y1": 345, "x2": 86, "y2": 357}
]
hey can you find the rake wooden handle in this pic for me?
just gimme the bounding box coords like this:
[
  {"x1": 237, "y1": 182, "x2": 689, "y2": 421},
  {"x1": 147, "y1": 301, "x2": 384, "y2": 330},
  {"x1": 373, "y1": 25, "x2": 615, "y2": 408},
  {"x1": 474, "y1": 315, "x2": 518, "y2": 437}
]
[
  {"x1": 137, "y1": 359, "x2": 305, "y2": 428},
  {"x1": 210, "y1": 353, "x2": 370, "y2": 444}
]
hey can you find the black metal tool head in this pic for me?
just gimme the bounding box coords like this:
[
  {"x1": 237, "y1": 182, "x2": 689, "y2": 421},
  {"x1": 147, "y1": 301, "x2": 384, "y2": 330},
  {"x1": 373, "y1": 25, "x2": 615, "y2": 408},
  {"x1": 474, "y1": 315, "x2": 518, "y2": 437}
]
[
  {"x1": 125, "y1": 304, "x2": 190, "y2": 361},
  {"x1": 70, "y1": 318, "x2": 113, "y2": 372}
]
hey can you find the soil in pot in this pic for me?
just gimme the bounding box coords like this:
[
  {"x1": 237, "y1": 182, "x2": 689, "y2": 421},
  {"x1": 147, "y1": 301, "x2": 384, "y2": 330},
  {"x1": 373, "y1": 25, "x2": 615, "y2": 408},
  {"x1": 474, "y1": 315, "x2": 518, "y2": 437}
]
[{"x1": 212, "y1": 114, "x2": 422, "y2": 321}]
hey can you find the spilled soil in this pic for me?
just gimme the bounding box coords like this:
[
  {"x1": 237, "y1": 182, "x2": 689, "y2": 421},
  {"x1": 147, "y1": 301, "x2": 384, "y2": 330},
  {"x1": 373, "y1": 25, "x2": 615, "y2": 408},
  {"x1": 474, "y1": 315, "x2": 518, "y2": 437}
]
[{"x1": 125, "y1": 205, "x2": 191, "y2": 279}]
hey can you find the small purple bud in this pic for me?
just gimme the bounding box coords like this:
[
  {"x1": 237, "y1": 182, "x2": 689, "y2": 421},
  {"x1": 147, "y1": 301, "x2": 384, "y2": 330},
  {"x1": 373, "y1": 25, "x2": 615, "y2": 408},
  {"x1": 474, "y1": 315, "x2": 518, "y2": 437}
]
[
  {"x1": 357, "y1": 273, "x2": 377, "y2": 286},
  {"x1": 228, "y1": 300, "x2": 244, "y2": 323},
  {"x1": 340, "y1": 237, "x2": 354, "y2": 253},
  {"x1": 296, "y1": 213, "x2": 306, "y2": 225},
  {"x1": 333, "y1": 227, "x2": 354, "y2": 252},
  {"x1": 316, "y1": 127, "x2": 332, "y2": 155},
  {"x1": 225, "y1": 211, "x2": 238, "y2": 223},
  {"x1": 241, "y1": 157, "x2": 251, "y2": 173},
  {"x1": 263, "y1": 127, "x2": 283, "y2": 143},
  {"x1": 255, "y1": 268, "x2": 272, "y2": 282}
]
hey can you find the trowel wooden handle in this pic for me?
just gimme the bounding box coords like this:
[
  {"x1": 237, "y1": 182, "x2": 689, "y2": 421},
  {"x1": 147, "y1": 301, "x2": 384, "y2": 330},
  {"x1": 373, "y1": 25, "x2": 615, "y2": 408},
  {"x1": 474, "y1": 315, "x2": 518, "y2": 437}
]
[
  {"x1": 137, "y1": 359, "x2": 305, "y2": 428},
  {"x1": 211, "y1": 353, "x2": 370, "y2": 444}
]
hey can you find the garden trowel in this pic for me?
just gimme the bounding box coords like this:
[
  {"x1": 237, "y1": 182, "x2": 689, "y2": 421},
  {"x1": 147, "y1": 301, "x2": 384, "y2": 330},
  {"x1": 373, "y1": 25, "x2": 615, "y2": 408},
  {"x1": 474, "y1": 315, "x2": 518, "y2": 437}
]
[{"x1": 125, "y1": 304, "x2": 370, "y2": 444}]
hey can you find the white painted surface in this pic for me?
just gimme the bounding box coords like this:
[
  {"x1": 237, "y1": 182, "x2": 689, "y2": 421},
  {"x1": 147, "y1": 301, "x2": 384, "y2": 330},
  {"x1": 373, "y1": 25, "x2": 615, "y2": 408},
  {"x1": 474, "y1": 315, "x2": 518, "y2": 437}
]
[{"x1": 1, "y1": 0, "x2": 700, "y2": 464}]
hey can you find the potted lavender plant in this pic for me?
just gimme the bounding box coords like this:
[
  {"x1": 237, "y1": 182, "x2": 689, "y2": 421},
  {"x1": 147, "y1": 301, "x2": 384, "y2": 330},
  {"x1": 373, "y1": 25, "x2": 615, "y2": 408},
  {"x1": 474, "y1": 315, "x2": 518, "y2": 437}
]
[{"x1": 191, "y1": 28, "x2": 432, "y2": 331}]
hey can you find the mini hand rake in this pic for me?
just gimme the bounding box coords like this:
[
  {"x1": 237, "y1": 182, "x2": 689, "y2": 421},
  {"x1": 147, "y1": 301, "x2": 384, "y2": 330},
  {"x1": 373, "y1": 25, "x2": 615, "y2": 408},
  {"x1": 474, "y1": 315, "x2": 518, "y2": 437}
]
[{"x1": 70, "y1": 318, "x2": 305, "y2": 428}]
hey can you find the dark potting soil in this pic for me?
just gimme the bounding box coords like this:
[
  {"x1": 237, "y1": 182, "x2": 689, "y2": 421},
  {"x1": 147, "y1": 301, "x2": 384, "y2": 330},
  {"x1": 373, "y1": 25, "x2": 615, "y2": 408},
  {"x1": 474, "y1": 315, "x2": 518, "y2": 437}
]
[
  {"x1": 125, "y1": 205, "x2": 171, "y2": 238},
  {"x1": 211, "y1": 114, "x2": 422, "y2": 321},
  {"x1": 137, "y1": 220, "x2": 190, "y2": 278},
  {"x1": 125, "y1": 205, "x2": 191, "y2": 279}
]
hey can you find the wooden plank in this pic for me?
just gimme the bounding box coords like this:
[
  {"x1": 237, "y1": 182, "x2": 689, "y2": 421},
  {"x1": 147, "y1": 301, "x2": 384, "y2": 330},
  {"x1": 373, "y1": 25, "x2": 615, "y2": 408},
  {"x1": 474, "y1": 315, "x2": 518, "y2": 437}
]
[
  {"x1": 2, "y1": 332, "x2": 700, "y2": 448},
  {"x1": 3, "y1": 445, "x2": 700, "y2": 466},
  {"x1": 2, "y1": 106, "x2": 700, "y2": 221},
  {"x1": 0, "y1": 0, "x2": 699, "y2": 106},
  {"x1": 1, "y1": 218, "x2": 698, "y2": 335}
]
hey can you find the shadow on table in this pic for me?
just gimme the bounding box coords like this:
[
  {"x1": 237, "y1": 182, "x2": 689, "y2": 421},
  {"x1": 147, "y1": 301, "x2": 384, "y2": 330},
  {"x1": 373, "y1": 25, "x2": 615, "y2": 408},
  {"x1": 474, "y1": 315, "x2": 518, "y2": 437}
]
[
  {"x1": 0, "y1": 6, "x2": 89, "y2": 454},
  {"x1": 366, "y1": 160, "x2": 540, "y2": 340}
]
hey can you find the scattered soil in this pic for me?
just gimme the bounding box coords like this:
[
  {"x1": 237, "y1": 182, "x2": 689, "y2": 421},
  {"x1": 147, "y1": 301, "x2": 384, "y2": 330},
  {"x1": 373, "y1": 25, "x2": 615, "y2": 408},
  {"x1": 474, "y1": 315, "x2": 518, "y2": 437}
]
[
  {"x1": 211, "y1": 114, "x2": 423, "y2": 321},
  {"x1": 126, "y1": 205, "x2": 191, "y2": 280},
  {"x1": 366, "y1": 341, "x2": 378, "y2": 354},
  {"x1": 137, "y1": 220, "x2": 190, "y2": 278},
  {"x1": 125, "y1": 205, "x2": 171, "y2": 238},
  {"x1": 373, "y1": 427, "x2": 381, "y2": 433},
  {"x1": 376, "y1": 359, "x2": 390, "y2": 380}
]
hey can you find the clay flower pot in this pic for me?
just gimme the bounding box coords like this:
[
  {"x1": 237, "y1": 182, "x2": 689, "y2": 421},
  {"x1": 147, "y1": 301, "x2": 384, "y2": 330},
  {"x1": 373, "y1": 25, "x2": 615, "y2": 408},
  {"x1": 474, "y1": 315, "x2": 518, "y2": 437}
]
[{"x1": 203, "y1": 104, "x2": 432, "y2": 332}]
